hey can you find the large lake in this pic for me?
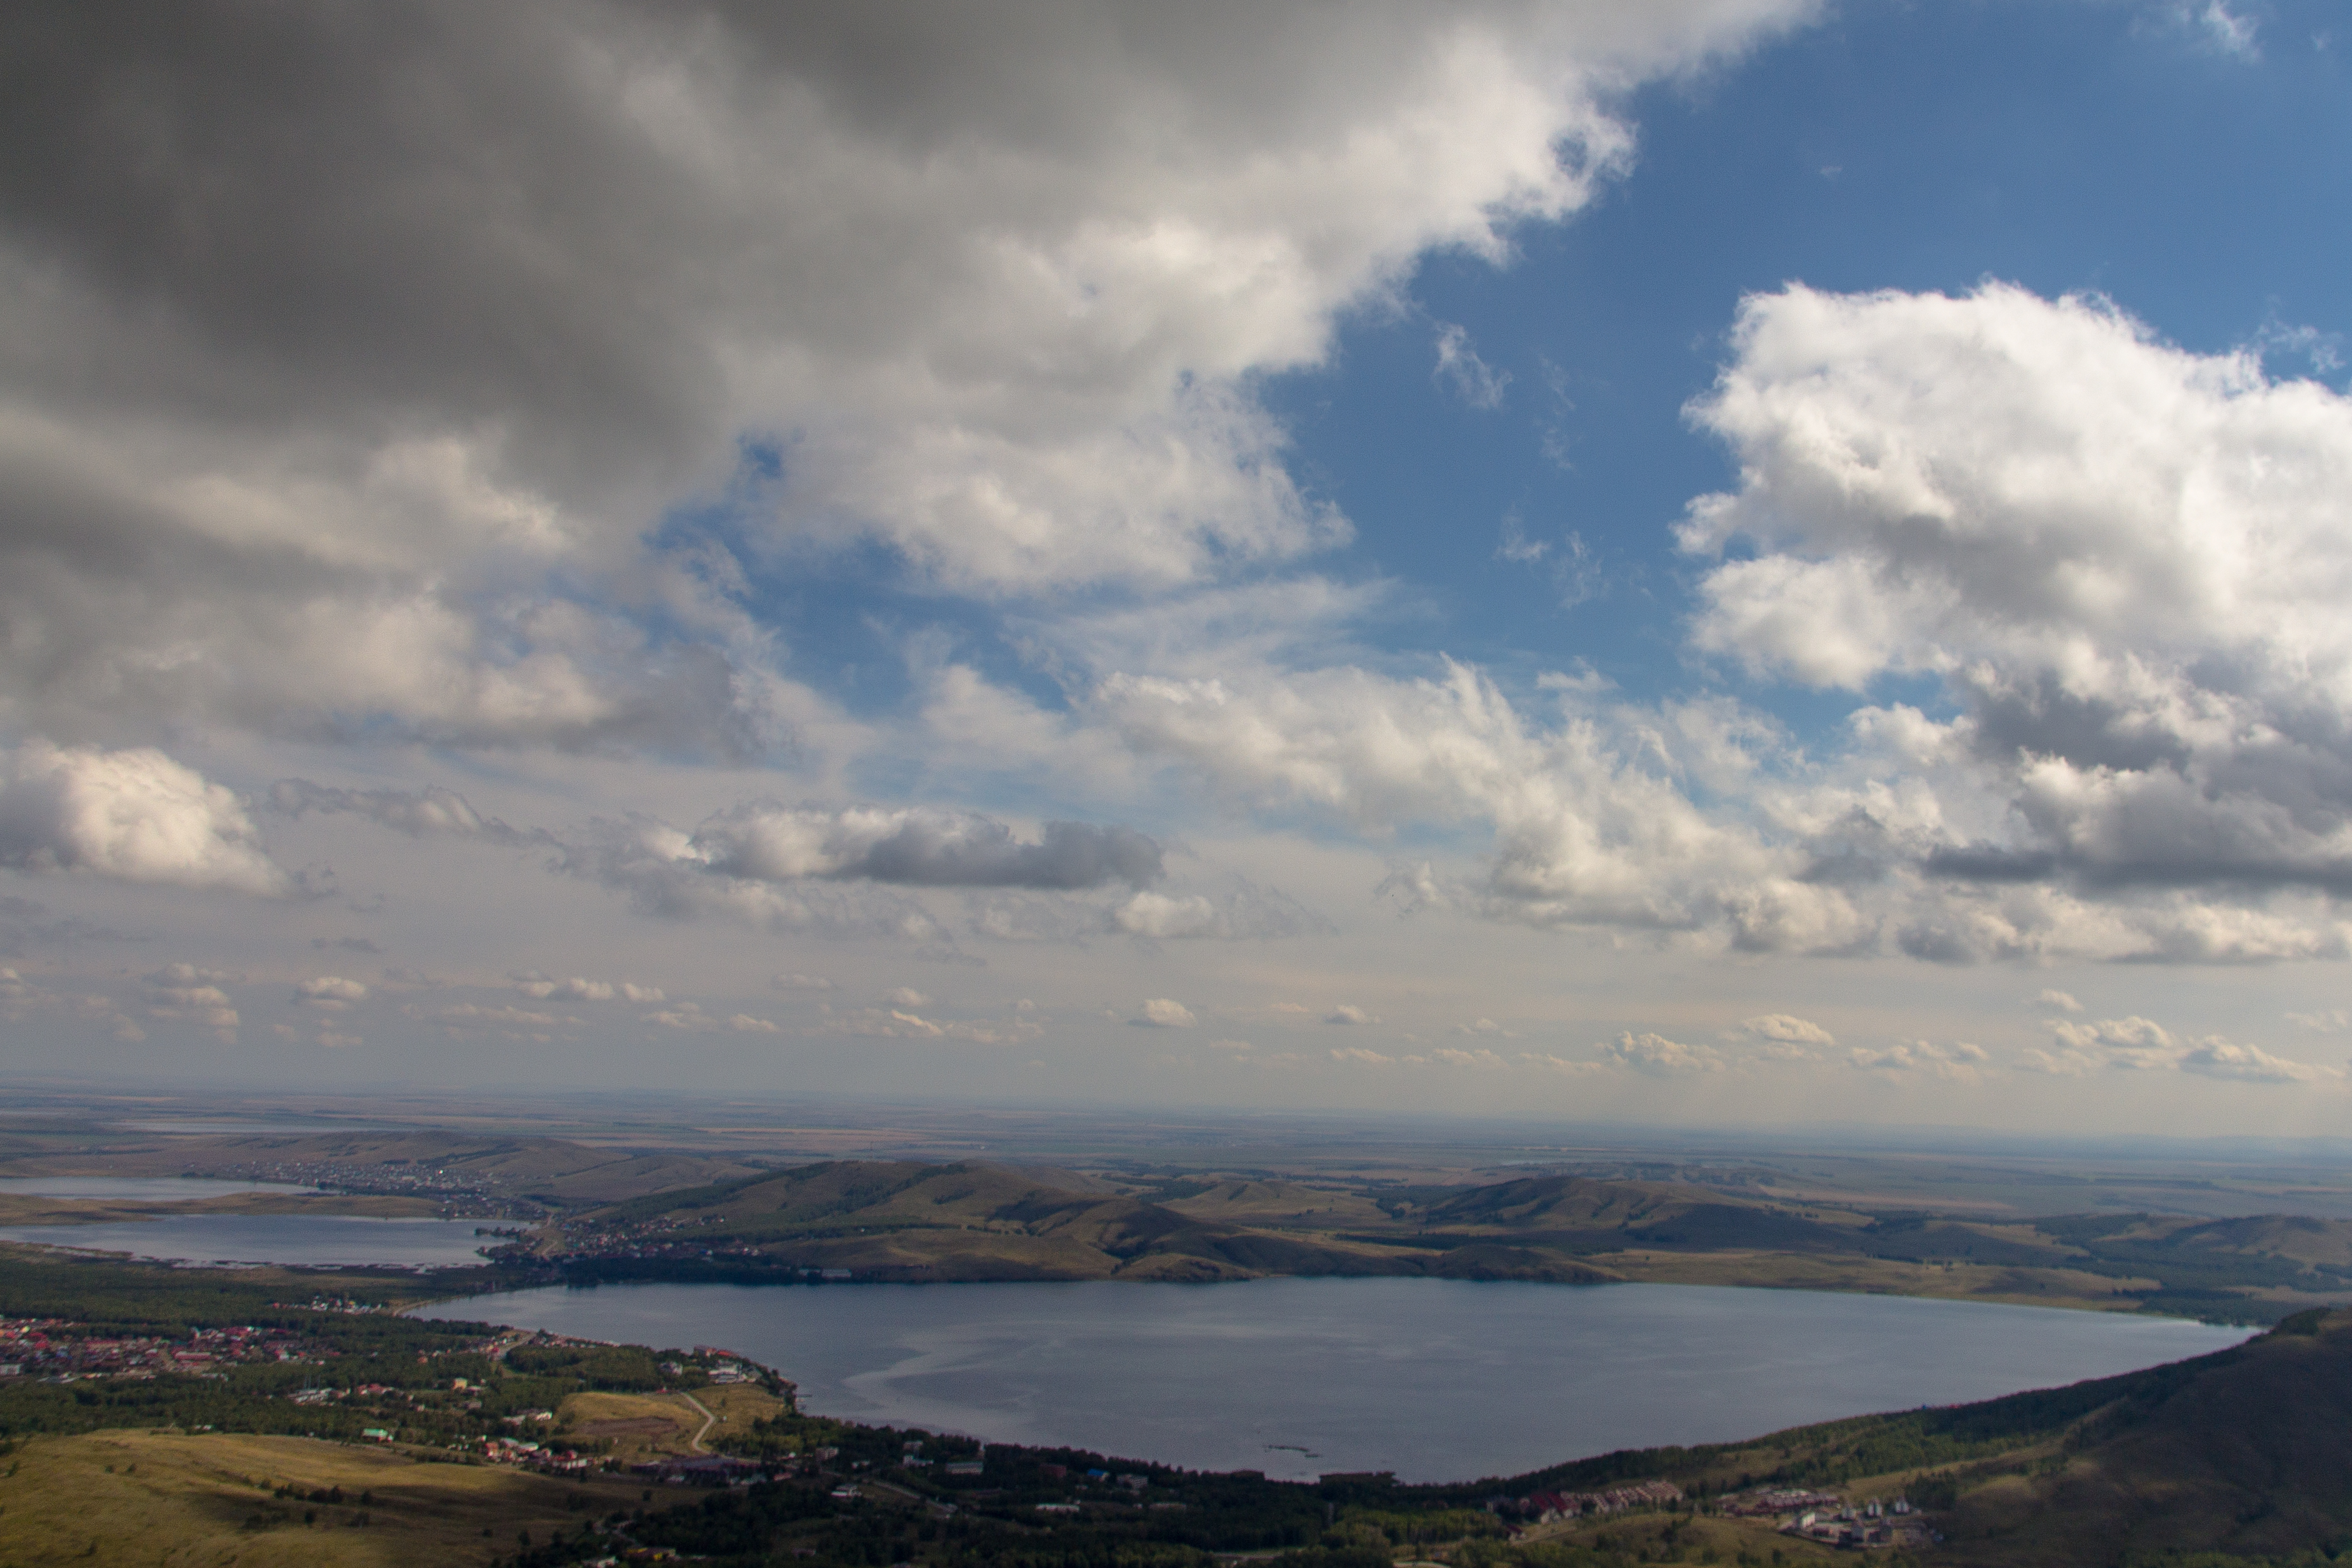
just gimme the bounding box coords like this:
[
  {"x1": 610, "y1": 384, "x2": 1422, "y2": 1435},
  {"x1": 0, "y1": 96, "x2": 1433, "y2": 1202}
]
[{"x1": 421, "y1": 1279, "x2": 2250, "y2": 1482}]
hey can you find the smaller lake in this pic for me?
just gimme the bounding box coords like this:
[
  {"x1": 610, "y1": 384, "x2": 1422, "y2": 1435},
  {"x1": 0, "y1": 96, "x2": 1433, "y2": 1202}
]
[
  {"x1": 0, "y1": 1215, "x2": 498, "y2": 1269},
  {"x1": 0, "y1": 1178, "x2": 320, "y2": 1202},
  {"x1": 422, "y1": 1279, "x2": 2251, "y2": 1482}
]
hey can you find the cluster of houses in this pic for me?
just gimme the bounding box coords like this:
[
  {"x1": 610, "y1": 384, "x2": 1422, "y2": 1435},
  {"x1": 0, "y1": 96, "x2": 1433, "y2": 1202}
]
[
  {"x1": 482, "y1": 1434, "x2": 599, "y2": 1474},
  {"x1": 1759, "y1": 1494, "x2": 1936, "y2": 1552},
  {"x1": 1721, "y1": 1488, "x2": 1845, "y2": 1517},
  {"x1": 0, "y1": 1315, "x2": 329, "y2": 1379},
  {"x1": 630, "y1": 1453, "x2": 768, "y2": 1485},
  {"x1": 1512, "y1": 1480, "x2": 1685, "y2": 1519}
]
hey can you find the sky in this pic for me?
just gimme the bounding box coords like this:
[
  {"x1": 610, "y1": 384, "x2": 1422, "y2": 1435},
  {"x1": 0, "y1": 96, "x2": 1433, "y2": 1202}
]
[{"x1": 4, "y1": 0, "x2": 2352, "y2": 1135}]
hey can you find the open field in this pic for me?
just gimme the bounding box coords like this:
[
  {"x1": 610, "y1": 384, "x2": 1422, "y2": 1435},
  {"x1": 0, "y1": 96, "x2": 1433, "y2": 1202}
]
[
  {"x1": 555, "y1": 1381, "x2": 790, "y2": 1466},
  {"x1": 0, "y1": 1428, "x2": 645, "y2": 1567},
  {"x1": 1588, "y1": 1246, "x2": 2167, "y2": 1313}
]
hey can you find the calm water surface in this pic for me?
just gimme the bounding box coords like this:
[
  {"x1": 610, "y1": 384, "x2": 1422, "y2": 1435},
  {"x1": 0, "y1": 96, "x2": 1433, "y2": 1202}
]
[
  {"x1": 0, "y1": 1213, "x2": 496, "y2": 1268},
  {"x1": 422, "y1": 1279, "x2": 2250, "y2": 1481},
  {"x1": 0, "y1": 1178, "x2": 320, "y2": 1202}
]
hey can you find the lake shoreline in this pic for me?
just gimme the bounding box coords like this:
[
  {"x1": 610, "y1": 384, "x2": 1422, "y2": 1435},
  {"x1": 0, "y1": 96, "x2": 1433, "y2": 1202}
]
[{"x1": 417, "y1": 1276, "x2": 2252, "y2": 1484}]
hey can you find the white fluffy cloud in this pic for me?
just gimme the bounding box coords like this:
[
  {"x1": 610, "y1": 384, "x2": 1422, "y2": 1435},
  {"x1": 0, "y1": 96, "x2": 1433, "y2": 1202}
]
[
  {"x1": 1098, "y1": 663, "x2": 1808, "y2": 938},
  {"x1": 511, "y1": 973, "x2": 664, "y2": 1004},
  {"x1": 1685, "y1": 283, "x2": 2352, "y2": 908},
  {"x1": 1848, "y1": 1040, "x2": 1987, "y2": 1078},
  {"x1": 2020, "y1": 1015, "x2": 2338, "y2": 1083},
  {"x1": 1135, "y1": 998, "x2": 1197, "y2": 1028},
  {"x1": 688, "y1": 806, "x2": 1161, "y2": 890},
  {"x1": 0, "y1": 1, "x2": 1812, "y2": 751},
  {"x1": 1741, "y1": 1013, "x2": 1834, "y2": 1046},
  {"x1": 294, "y1": 976, "x2": 368, "y2": 1008},
  {"x1": 141, "y1": 962, "x2": 240, "y2": 1041},
  {"x1": 291, "y1": 779, "x2": 1173, "y2": 941},
  {"x1": 1601, "y1": 1031, "x2": 1723, "y2": 1076},
  {"x1": 644, "y1": 1002, "x2": 782, "y2": 1036},
  {"x1": 0, "y1": 741, "x2": 287, "y2": 895},
  {"x1": 1110, "y1": 884, "x2": 1326, "y2": 941}
]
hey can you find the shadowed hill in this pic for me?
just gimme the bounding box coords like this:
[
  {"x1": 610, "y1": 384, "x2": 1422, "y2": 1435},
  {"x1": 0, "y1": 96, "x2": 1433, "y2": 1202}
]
[
  {"x1": 1399, "y1": 1308, "x2": 2352, "y2": 1566},
  {"x1": 1929, "y1": 1307, "x2": 2352, "y2": 1565}
]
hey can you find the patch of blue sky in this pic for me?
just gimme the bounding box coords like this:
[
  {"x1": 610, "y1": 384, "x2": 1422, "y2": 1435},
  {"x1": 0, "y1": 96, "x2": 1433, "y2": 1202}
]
[{"x1": 1261, "y1": 0, "x2": 2352, "y2": 750}]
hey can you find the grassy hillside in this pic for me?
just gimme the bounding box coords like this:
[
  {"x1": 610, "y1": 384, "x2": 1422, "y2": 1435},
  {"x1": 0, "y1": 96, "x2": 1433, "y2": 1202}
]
[
  {"x1": 0, "y1": 1129, "x2": 768, "y2": 1208},
  {"x1": 535, "y1": 1160, "x2": 2352, "y2": 1322},
  {"x1": 558, "y1": 1161, "x2": 1617, "y2": 1285},
  {"x1": 0, "y1": 1428, "x2": 642, "y2": 1567}
]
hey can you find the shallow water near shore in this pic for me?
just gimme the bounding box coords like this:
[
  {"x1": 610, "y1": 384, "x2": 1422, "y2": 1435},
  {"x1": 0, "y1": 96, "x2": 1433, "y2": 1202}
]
[
  {"x1": 0, "y1": 1212, "x2": 496, "y2": 1268},
  {"x1": 421, "y1": 1278, "x2": 2250, "y2": 1482},
  {"x1": 0, "y1": 1178, "x2": 320, "y2": 1202}
]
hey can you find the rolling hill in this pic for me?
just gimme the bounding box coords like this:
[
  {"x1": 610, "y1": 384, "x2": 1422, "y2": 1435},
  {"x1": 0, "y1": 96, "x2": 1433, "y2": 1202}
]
[{"x1": 529, "y1": 1160, "x2": 2352, "y2": 1323}]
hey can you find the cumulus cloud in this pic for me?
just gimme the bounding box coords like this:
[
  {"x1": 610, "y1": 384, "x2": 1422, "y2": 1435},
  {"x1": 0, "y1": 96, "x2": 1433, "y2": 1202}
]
[
  {"x1": 1848, "y1": 1040, "x2": 1988, "y2": 1078},
  {"x1": 2036, "y1": 989, "x2": 2085, "y2": 1014},
  {"x1": 294, "y1": 976, "x2": 368, "y2": 1008},
  {"x1": 471, "y1": 800, "x2": 1176, "y2": 943},
  {"x1": 1134, "y1": 998, "x2": 1197, "y2": 1028},
  {"x1": 1416, "y1": 1046, "x2": 1508, "y2": 1069},
  {"x1": 579, "y1": 824, "x2": 951, "y2": 939},
  {"x1": 1078, "y1": 581, "x2": 2352, "y2": 964},
  {"x1": 1110, "y1": 883, "x2": 1327, "y2": 941},
  {"x1": 1324, "y1": 1004, "x2": 1378, "y2": 1025},
  {"x1": 511, "y1": 973, "x2": 663, "y2": 1003},
  {"x1": 1685, "y1": 283, "x2": 2352, "y2": 907},
  {"x1": 141, "y1": 962, "x2": 240, "y2": 1040},
  {"x1": 1331, "y1": 1046, "x2": 1394, "y2": 1066},
  {"x1": 0, "y1": 1, "x2": 1813, "y2": 751},
  {"x1": 644, "y1": 1002, "x2": 782, "y2": 1035},
  {"x1": 297, "y1": 784, "x2": 1160, "y2": 911},
  {"x1": 0, "y1": 741, "x2": 286, "y2": 895},
  {"x1": 1601, "y1": 1031, "x2": 1722, "y2": 1076},
  {"x1": 689, "y1": 806, "x2": 1161, "y2": 890},
  {"x1": 1099, "y1": 661, "x2": 1836, "y2": 943},
  {"x1": 1740, "y1": 1013, "x2": 1834, "y2": 1046},
  {"x1": 2020, "y1": 1015, "x2": 2337, "y2": 1083}
]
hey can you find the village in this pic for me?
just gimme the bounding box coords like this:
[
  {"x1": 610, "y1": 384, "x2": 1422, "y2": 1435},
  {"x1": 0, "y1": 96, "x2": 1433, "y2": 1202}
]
[
  {"x1": 1725, "y1": 1488, "x2": 1939, "y2": 1552},
  {"x1": 0, "y1": 1314, "x2": 331, "y2": 1379},
  {"x1": 1498, "y1": 1478, "x2": 1941, "y2": 1553}
]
